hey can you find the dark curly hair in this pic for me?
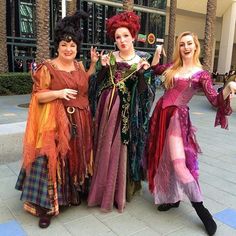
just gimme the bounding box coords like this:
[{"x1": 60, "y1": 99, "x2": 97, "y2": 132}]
[
  {"x1": 54, "y1": 10, "x2": 88, "y2": 52},
  {"x1": 106, "y1": 11, "x2": 140, "y2": 40}
]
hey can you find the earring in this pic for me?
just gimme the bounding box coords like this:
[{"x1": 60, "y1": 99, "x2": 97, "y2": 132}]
[{"x1": 114, "y1": 42, "x2": 117, "y2": 50}]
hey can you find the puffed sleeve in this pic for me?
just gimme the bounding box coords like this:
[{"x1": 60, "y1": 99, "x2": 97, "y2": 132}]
[
  {"x1": 200, "y1": 71, "x2": 232, "y2": 129},
  {"x1": 31, "y1": 63, "x2": 51, "y2": 93}
]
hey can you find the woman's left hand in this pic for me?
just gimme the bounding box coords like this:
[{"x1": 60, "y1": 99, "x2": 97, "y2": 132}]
[
  {"x1": 223, "y1": 81, "x2": 236, "y2": 99},
  {"x1": 138, "y1": 58, "x2": 150, "y2": 70},
  {"x1": 90, "y1": 46, "x2": 100, "y2": 63},
  {"x1": 228, "y1": 81, "x2": 236, "y2": 94}
]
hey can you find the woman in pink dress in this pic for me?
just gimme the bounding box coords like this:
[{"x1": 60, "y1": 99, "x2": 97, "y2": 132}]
[{"x1": 146, "y1": 31, "x2": 236, "y2": 236}]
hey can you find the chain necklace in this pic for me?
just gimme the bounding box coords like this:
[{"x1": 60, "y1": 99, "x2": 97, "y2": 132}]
[{"x1": 118, "y1": 52, "x2": 136, "y2": 61}]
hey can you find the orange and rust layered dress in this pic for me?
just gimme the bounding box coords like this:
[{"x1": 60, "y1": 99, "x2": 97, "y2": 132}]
[{"x1": 15, "y1": 60, "x2": 93, "y2": 216}]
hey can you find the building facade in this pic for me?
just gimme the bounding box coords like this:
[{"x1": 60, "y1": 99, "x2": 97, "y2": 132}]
[
  {"x1": 6, "y1": 0, "x2": 167, "y2": 72},
  {"x1": 165, "y1": 0, "x2": 236, "y2": 73}
]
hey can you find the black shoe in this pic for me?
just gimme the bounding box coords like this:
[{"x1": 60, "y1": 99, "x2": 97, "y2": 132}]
[
  {"x1": 39, "y1": 214, "x2": 51, "y2": 228},
  {"x1": 191, "y1": 202, "x2": 217, "y2": 236},
  {"x1": 157, "y1": 201, "x2": 180, "y2": 211}
]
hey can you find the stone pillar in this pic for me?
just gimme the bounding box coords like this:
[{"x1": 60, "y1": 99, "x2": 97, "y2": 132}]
[
  {"x1": 211, "y1": 39, "x2": 216, "y2": 71},
  {"x1": 217, "y1": 0, "x2": 236, "y2": 74}
]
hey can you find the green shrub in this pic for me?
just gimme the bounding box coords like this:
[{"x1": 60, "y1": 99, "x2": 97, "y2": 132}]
[{"x1": 0, "y1": 72, "x2": 33, "y2": 95}]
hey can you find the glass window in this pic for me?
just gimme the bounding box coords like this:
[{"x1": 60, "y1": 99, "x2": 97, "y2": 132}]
[
  {"x1": 147, "y1": 0, "x2": 167, "y2": 9},
  {"x1": 78, "y1": 0, "x2": 166, "y2": 63},
  {"x1": 134, "y1": 0, "x2": 166, "y2": 9},
  {"x1": 19, "y1": 0, "x2": 35, "y2": 37}
]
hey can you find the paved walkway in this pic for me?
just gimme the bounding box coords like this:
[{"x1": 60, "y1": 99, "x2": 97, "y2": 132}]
[
  {"x1": 0, "y1": 94, "x2": 236, "y2": 236},
  {"x1": 0, "y1": 94, "x2": 30, "y2": 124}
]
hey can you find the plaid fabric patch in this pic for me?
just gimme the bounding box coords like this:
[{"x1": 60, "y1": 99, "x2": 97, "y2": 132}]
[
  {"x1": 15, "y1": 156, "x2": 52, "y2": 209},
  {"x1": 15, "y1": 156, "x2": 82, "y2": 215}
]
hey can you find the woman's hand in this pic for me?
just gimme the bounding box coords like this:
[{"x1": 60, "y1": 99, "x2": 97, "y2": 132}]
[
  {"x1": 100, "y1": 50, "x2": 110, "y2": 66},
  {"x1": 223, "y1": 81, "x2": 236, "y2": 99},
  {"x1": 57, "y1": 89, "x2": 78, "y2": 101},
  {"x1": 90, "y1": 46, "x2": 100, "y2": 64},
  {"x1": 228, "y1": 81, "x2": 236, "y2": 93},
  {"x1": 138, "y1": 58, "x2": 150, "y2": 70},
  {"x1": 151, "y1": 45, "x2": 163, "y2": 66}
]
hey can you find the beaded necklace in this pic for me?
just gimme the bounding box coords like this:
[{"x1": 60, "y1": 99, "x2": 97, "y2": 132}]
[{"x1": 118, "y1": 52, "x2": 136, "y2": 61}]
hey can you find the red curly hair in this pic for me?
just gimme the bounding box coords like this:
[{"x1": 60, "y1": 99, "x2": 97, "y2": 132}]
[{"x1": 106, "y1": 11, "x2": 140, "y2": 40}]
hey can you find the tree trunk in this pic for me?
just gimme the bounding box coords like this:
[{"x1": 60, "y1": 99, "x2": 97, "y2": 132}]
[
  {"x1": 123, "y1": 0, "x2": 134, "y2": 12},
  {"x1": 0, "y1": 0, "x2": 8, "y2": 73},
  {"x1": 67, "y1": 0, "x2": 77, "y2": 16},
  {"x1": 35, "y1": 0, "x2": 50, "y2": 63},
  {"x1": 202, "y1": 0, "x2": 217, "y2": 71},
  {"x1": 167, "y1": 0, "x2": 177, "y2": 63}
]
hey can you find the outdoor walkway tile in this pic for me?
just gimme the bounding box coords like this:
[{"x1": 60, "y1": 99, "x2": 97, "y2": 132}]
[
  {"x1": 216, "y1": 222, "x2": 236, "y2": 236},
  {"x1": 90, "y1": 206, "x2": 122, "y2": 221},
  {"x1": 22, "y1": 221, "x2": 72, "y2": 236},
  {"x1": 140, "y1": 210, "x2": 186, "y2": 235},
  {"x1": 0, "y1": 164, "x2": 15, "y2": 179},
  {"x1": 64, "y1": 214, "x2": 115, "y2": 236},
  {"x1": 102, "y1": 212, "x2": 147, "y2": 236},
  {"x1": 4, "y1": 196, "x2": 34, "y2": 226},
  {"x1": 201, "y1": 182, "x2": 236, "y2": 208},
  {"x1": 166, "y1": 225, "x2": 208, "y2": 236},
  {"x1": 55, "y1": 204, "x2": 92, "y2": 224},
  {"x1": 0, "y1": 176, "x2": 18, "y2": 200},
  {"x1": 200, "y1": 172, "x2": 236, "y2": 194},
  {"x1": 202, "y1": 196, "x2": 228, "y2": 215},
  {"x1": 0, "y1": 220, "x2": 26, "y2": 236},
  {"x1": 200, "y1": 162, "x2": 236, "y2": 184},
  {"x1": 125, "y1": 196, "x2": 156, "y2": 219},
  {"x1": 200, "y1": 156, "x2": 236, "y2": 173},
  {"x1": 128, "y1": 227, "x2": 161, "y2": 236},
  {"x1": 0, "y1": 197, "x2": 3, "y2": 208},
  {"x1": 214, "y1": 208, "x2": 236, "y2": 229},
  {"x1": 0, "y1": 206, "x2": 15, "y2": 222},
  {"x1": 7, "y1": 160, "x2": 21, "y2": 176}
]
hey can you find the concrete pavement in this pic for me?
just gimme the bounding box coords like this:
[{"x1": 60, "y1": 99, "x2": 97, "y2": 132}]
[
  {"x1": 0, "y1": 94, "x2": 29, "y2": 164},
  {"x1": 0, "y1": 94, "x2": 236, "y2": 236}
]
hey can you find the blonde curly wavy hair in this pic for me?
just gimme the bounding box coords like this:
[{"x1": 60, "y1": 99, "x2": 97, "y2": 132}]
[{"x1": 164, "y1": 31, "x2": 202, "y2": 89}]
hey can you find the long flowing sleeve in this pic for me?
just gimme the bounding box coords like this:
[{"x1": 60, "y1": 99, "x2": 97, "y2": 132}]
[
  {"x1": 151, "y1": 63, "x2": 171, "y2": 75},
  {"x1": 89, "y1": 66, "x2": 109, "y2": 117},
  {"x1": 200, "y1": 71, "x2": 232, "y2": 129},
  {"x1": 128, "y1": 67, "x2": 155, "y2": 182},
  {"x1": 23, "y1": 63, "x2": 70, "y2": 181}
]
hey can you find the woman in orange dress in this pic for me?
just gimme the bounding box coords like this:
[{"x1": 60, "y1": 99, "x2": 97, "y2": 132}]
[{"x1": 15, "y1": 11, "x2": 99, "y2": 228}]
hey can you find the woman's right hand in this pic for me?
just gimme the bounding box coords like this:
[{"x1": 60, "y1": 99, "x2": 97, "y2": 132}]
[
  {"x1": 151, "y1": 45, "x2": 163, "y2": 66},
  {"x1": 57, "y1": 89, "x2": 78, "y2": 101},
  {"x1": 100, "y1": 50, "x2": 110, "y2": 66}
]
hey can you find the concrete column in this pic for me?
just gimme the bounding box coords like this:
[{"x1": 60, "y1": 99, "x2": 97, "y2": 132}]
[
  {"x1": 217, "y1": 0, "x2": 236, "y2": 74},
  {"x1": 62, "y1": 0, "x2": 66, "y2": 18},
  {"x1": 211, "y1": 39, "x2": 216, "y2": 71}
]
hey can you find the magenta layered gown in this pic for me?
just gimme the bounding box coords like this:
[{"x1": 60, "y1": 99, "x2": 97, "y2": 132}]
[{"x1": 146, "y1": 65, "x2": 232, "y2": 204}]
